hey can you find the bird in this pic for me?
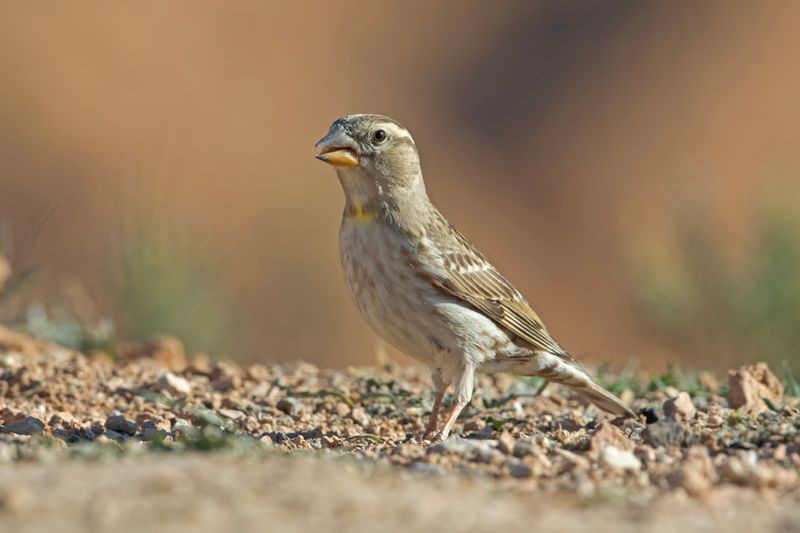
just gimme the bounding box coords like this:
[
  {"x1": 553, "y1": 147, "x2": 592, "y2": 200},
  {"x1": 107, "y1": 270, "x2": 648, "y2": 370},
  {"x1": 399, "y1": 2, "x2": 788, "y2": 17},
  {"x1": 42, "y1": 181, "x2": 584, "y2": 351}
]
[{"x1": 315, "y1": 114, "x2": 636, "y2": 440}]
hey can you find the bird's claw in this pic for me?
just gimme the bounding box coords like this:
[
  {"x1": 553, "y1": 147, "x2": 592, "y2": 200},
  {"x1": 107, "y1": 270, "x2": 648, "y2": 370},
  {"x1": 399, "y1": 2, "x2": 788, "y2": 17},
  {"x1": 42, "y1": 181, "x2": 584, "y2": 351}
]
[
  {"x1": 417, "y1": 430, "x2": 449, "y2": 443},
  {"x1": 429, "y1": 431, "x2": 449, "y2": 443}
]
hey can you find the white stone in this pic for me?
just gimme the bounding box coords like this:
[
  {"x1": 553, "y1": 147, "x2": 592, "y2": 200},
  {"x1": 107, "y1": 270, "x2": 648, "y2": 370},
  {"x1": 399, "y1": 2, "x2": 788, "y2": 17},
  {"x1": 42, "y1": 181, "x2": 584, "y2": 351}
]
[{"x1": 601, "y1": 445, "x2": 642, "y2": 471}]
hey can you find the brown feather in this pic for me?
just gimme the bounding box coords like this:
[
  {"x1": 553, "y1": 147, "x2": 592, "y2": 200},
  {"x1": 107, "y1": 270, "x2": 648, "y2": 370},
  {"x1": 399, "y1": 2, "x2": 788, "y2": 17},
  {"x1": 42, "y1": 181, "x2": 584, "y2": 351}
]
[{"x1": 417, "y1": 212, "x2": 587, "y2": 368}]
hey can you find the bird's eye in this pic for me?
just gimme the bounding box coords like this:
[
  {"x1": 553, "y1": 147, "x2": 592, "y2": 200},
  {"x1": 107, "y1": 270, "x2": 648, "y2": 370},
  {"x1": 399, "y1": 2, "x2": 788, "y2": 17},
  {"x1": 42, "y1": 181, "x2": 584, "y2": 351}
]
[{"x1": 372, "y1": 129, "x2": 387, "y2": 144}]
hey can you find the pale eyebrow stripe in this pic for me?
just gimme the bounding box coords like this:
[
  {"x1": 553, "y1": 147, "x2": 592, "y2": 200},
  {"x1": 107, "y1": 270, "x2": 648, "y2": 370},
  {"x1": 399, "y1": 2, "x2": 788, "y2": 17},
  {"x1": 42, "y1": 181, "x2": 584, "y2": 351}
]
[
  {"x1": 378, "y1": 122, "x2": 414, "y2": 143},
  {"x1": 393, "y1": 137, "x2": 416, "y2": 149}
]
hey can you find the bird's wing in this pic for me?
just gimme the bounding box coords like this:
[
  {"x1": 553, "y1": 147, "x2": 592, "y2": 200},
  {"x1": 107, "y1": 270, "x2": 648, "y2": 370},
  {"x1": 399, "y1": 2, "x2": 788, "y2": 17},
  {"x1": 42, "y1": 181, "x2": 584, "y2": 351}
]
[{"x1": 413, "y1": 214, "x2": 579, "y2": 365}]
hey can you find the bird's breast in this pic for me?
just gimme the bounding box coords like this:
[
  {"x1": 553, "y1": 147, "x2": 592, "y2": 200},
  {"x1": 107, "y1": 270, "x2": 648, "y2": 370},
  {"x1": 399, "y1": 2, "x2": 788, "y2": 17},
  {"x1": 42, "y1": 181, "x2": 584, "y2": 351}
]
[
  {"x1": 337, "y1": 220, "x2": 514, "y2": 368},
  {"x1": 338, "y1": 220, "x2": 443, "y2": 363}
]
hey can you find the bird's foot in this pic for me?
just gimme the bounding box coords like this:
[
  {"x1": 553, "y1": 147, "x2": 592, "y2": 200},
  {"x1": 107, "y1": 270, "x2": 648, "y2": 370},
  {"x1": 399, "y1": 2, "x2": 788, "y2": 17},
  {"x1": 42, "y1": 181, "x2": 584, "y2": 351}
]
[
  {"x1": 429, "y1": 429, "x2": 451, "y2": 443},
  {"x1": 422, "y1": 416, "x2": 440, "y2": 441},
  {"x1": 415, "y1": 429, "x2": 451, "y2": 444}
]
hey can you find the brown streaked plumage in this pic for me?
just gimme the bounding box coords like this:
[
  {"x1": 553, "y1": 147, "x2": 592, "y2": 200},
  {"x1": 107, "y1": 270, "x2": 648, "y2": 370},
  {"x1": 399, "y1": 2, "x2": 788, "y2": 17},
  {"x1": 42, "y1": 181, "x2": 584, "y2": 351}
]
[
  {"x1": 316, "y1": 113, "x2": 635, "y2": 440},
  {"x1": 419, "y1": 210, "x2": 567, "y2": 357}
]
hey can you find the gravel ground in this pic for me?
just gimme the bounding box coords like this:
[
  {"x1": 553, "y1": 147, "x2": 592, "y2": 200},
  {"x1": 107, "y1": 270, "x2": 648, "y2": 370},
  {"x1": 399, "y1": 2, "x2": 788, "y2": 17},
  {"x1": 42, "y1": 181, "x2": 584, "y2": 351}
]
[{"x1": 0, "y1": 325, "x2": 799, "y2": 532}]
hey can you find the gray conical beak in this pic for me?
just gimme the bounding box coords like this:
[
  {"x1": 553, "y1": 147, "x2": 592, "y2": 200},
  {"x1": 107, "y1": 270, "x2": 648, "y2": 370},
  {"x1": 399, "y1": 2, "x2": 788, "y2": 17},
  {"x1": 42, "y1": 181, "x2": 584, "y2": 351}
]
[{"x1": 315, "y1": 126, "x2": 359, "y2": 167}]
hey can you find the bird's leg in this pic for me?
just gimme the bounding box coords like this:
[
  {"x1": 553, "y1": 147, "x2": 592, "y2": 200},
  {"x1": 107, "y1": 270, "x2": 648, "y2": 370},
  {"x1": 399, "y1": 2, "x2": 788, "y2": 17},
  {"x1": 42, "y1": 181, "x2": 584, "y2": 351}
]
[
  {"x1": 435, "y1": 400, "x2": 468, "y2": 441},
  {"x1": 423, "y1": 370, "x2": 446, "y2": 439},
  {"x1": 433, "y1": 363, "x2": 475, "y2": 441},
  {"x1": 424, "y1": 389, "x2": 446, "y2": 439}
]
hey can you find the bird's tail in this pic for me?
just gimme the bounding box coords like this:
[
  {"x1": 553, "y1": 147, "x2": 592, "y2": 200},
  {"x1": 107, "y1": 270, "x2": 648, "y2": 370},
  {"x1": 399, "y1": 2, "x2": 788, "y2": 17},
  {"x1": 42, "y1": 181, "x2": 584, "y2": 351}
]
[
  {"x1": 572, "y1": 381, "x2": 636, "y2": 418},
  {"x1": 530, "y1": 353, "x2": 636, "y2": 418}
]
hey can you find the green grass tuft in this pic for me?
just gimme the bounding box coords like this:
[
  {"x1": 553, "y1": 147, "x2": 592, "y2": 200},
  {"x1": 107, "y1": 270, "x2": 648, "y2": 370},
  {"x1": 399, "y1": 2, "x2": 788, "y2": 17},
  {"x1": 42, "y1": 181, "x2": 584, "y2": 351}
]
[
  {"x1": 784, "y1": 360, "x2": 800, "y2": 397},
  {"x1": 629, "y1": 198, "x2": 800, "y2": 371}
]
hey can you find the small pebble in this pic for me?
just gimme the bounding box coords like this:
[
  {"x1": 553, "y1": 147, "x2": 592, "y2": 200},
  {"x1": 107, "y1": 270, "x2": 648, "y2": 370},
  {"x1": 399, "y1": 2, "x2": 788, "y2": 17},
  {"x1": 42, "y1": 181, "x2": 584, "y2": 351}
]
[
  {"x1": 664, "y1": 392, "x2": 696, "y2": 422},
  {"x1": 154, "y1": 373, "x2": 192, "y2": 396},
  {"x1": 601, "y1": 446, "x2": 642, "y2": 471},
  {"x1": 277, "y1": 398, "x2": 304, "y2": 416},
  {"x1": 1, "y1": 417, "x2": 44, "y2": 436},
  {"x1": 105, "y1": 415, "x2": 137, "y2": 436}
]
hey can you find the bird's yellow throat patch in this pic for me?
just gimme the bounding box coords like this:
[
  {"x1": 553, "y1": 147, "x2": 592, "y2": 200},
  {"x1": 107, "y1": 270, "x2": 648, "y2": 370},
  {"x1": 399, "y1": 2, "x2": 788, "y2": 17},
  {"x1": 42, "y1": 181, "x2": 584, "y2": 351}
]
[{"x1": 347, "y1": 203, "x2": 377, "y2": 223}]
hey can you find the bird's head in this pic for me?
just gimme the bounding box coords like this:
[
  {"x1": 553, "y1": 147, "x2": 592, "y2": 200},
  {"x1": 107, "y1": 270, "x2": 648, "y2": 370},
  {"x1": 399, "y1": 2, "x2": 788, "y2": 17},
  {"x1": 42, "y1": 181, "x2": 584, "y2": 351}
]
[{"x1": 315, "y1": 114, "x2": 423, "y2": 204}]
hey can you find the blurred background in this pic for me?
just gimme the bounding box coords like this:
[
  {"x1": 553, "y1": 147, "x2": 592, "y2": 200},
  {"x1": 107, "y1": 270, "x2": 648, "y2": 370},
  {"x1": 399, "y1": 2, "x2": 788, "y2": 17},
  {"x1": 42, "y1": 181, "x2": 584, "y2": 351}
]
[{"x1": 1, "y1": 1, "x2": 799, "y2": 371}]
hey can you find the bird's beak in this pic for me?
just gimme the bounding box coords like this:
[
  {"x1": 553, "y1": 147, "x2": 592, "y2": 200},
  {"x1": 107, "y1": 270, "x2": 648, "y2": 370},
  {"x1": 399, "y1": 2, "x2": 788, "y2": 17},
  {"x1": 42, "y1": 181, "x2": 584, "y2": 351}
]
[{"x1": 315, "y1": 126, "x2": 359, "y2": 167}]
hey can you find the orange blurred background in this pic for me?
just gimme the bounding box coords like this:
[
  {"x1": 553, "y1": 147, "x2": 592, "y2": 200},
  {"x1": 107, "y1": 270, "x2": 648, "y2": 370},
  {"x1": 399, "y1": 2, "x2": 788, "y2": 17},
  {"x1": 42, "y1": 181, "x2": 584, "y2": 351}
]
[{"x1": 2, "y1": 1, "x2": 799, "y2": 369}]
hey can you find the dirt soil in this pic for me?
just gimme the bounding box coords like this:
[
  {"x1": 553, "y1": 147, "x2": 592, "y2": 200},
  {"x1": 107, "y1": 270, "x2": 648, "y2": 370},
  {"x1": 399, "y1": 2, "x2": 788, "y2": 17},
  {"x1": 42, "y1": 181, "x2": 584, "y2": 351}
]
[{"x1": 0, "y1": 325, "x2": 799, "y2": 533}]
